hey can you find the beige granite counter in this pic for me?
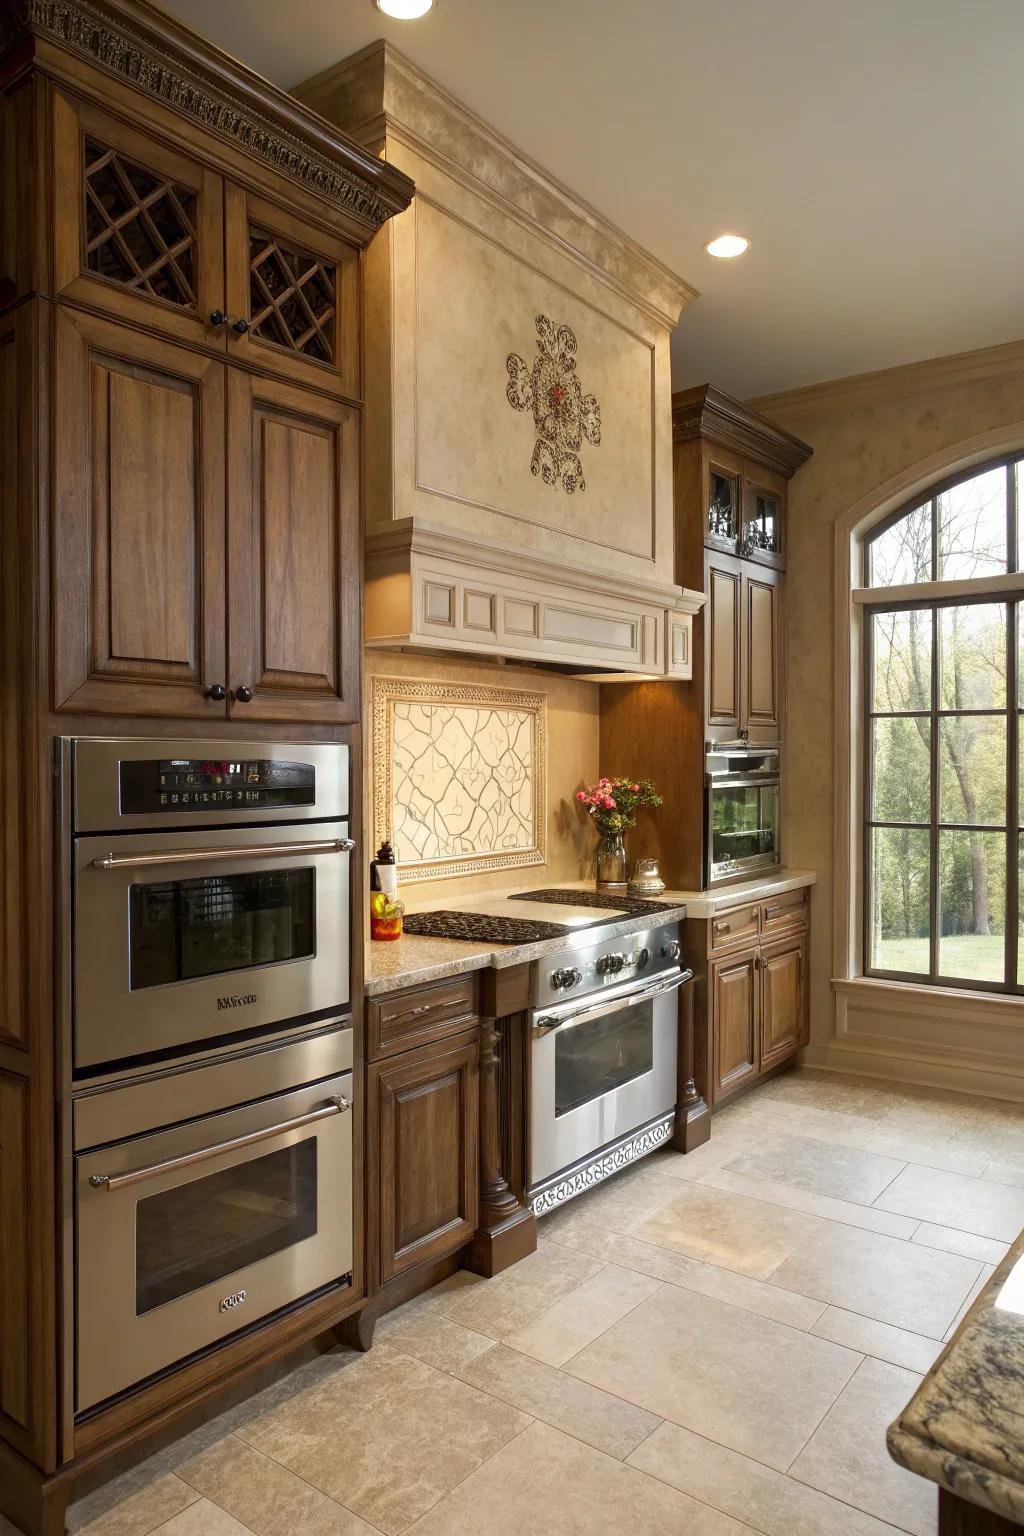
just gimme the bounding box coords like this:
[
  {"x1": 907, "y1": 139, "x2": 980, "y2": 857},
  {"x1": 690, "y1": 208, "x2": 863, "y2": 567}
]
[
  {"x1": 887, "y1": 1224, "x2": 1024, "y2": 1525},
  {"x1": 551, "y1": 869, "x2": 817, "y2": 920}
]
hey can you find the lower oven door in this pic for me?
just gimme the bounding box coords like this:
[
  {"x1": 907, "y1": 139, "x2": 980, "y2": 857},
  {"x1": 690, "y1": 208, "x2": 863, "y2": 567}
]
[
  {"x1": 75, "y1": 1071, "x2": 353, "y2": 1413},
  {"x1": 74, "y1": 821, "x2": 353, "y2": 1069},
  {"x1": 530, "y1": 971, "x2": 683, "y2": 1189}
]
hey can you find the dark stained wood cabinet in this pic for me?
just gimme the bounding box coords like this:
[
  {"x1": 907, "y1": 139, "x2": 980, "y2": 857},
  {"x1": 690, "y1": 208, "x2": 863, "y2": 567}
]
[
  {"x1": 706, "y1": 557, "x2": 742, "y2": 734},
  {"x1": 744, "y1": 564, "x2": 782, "y2": 741},
  {"x1": 369, "y1": 1031, "x2": 480, "y2": 1285}
]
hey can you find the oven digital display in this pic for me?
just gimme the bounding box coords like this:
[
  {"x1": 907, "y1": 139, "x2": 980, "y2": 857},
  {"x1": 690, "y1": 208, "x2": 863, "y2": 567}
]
[{"x1": 119, "y1": 758, "x2": 316, "y2": 813}]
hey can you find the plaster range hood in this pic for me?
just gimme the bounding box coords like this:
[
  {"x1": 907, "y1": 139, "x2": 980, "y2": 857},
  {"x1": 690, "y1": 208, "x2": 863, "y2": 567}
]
[{"x1": 296, "y1": 42, "x2": 704, "y2": 678}]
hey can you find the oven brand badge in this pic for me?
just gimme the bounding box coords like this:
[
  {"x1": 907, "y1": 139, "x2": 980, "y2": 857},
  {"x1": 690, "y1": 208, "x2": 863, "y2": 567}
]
[
  {"x1": 219, "y1": 1290, "x2": 247, "y2": 1314},
  {"x1": 216, "y1": 992, "x2": 258, "y2": 1011}
]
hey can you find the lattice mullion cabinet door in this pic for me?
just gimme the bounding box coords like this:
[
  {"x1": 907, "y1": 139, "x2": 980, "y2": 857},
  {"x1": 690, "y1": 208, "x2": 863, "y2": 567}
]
[
  {"x1": 50, "y1": 89, "x2": 227, "y2": 352},
  {"x1": 224, "y1": 183, "x2": 359, "y2": 400}
]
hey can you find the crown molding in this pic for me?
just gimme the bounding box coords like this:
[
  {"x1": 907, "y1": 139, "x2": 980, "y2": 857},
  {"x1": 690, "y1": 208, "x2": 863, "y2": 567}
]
[
  {"x1": 671, "y1": 383, "x2": 812, "y2": 478},
  {"x1": 0, "y1": 0, "x2": 414, "y2": 233},
  {"x1": 295, "y1": 39, "x2": 696, "y2": 330}
]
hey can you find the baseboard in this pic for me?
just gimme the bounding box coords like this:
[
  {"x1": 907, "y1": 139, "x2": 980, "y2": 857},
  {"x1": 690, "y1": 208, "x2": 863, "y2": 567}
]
[{"x1": 800, "y1": 1038, "x2": 1024, "y2": 1104}]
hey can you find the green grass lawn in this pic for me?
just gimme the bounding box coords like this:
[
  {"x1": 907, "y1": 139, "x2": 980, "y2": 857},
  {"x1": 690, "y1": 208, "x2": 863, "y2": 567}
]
[{"x1": 874, "y1": 933, "x2": 1007, "y2": 982}]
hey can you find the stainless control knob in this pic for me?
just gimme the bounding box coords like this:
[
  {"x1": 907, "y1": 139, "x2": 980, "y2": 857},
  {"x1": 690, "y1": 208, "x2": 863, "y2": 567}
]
[
  {"x1": 636, "y1": 947, "x2": 651, "y2": 968},
  {"x1": 661, "y1": 938, "x2": 682, "y2": 962},
  {"x1": 596, "y1": 952, "x2": 625, "y2": 976},
  {"x1": 551, "y1": 966, "x2": 583, "y2": 990}
]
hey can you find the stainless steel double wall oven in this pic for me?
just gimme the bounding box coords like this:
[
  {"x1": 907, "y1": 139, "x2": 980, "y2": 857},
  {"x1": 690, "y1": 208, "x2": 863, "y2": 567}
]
[{"x1": 64, "y1": 739, "x2": 356, "y2": 1416}]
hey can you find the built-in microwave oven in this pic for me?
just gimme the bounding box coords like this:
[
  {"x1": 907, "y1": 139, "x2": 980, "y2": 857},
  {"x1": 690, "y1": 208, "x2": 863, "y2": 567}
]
[{"x1": 705, "y1": 745, "x2": 780, "y2": 886}]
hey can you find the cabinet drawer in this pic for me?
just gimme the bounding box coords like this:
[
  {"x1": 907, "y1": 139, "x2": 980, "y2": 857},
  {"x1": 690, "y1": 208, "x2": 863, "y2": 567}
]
[
  {"x1": 760, "y1": 889, "x2": 809, "y2": 938},
  {"x1": 368, "y1": 974, "x2": 479, "y2": 1060},
  {"x1": 709, "y1": 904, "x2": 759, "y2": 954}
]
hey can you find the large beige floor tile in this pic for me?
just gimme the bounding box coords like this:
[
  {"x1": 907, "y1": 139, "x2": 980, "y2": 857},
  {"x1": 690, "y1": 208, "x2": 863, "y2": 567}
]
[
  {"x1": 505, "y1": 1262, "x2": 659, "y2": 1366},
  {"x1": 539, "y1": 1164, "x2": 679, "y2": 1236},
  {"x1": 769, "y1": 1221, "x2": 981, "y2": 1337},
  {"x1": 810, "y1": 1308, "x2": 944, "y2": 1374},
  {"x1": 910, "y1": 1221, "x2": 1009, "y2": 1266},
  {"x1": 238, "y1": 1346, "x2": 529, "y2": 1535},
  {"x1": 71, "y1": 1474, "x2": 201, "y2": 1536},
  {"x1": 406, "y1": 1419, "x2": 754, "y2": 1535},
  {"x1": 456, "y1": 1344, "x2": 660, "y2": 1459},
  {"x1": 699, "y1": 1168, "x2": 917, "y2": 1238},
  {"x1": 757, "y1": 1069, "x2": 907, "y2": 1121},
  {"x1": 983, "y1": 1160, "x2": 1024, "y2": 1189},
  {"x1": 674, "y1": 1262, "x2": 826, "y2": 1331},
  {"x1": 154, "y1": 1503, "x2": 256, "y2": 1536},
  {"x1": 376, "y1": 1307, "x2": 496, "y2": 1372},
  {"x1": 629, "y1": 1420, "x2": 908, "y2": 1536},
  {"x1": 943, "y1": 1263, "x2": 996, "y2": 1340},
  {"x1": 742, "y1": 1100, "x2": 987, "y2": 1177},
  {"x1": 629, "y1": 1180, "x2": 822, "y2": 1279},
  {"x1": 789, "y1": 1357, "x2": 935, "y2": 1536},
  {"x1": 540, "y1": 1214, "x2": 706, "y2": 1284},
  {"x1": 177, "y1": 1434, "x2": 376, "y2": 1536},
  {"x1": 433, "y1": 1241, "x2": 605, "y2": 1339},
  {"x1": 722, "y1": 1132, "x2": 905, "y2": 1205},
  {"x1": 564, "y1": 1283, "x2": 861, "y2": 1471},
  {"x1": 873, "y1": 1162, "x2": 1024, "y2": 1241}
]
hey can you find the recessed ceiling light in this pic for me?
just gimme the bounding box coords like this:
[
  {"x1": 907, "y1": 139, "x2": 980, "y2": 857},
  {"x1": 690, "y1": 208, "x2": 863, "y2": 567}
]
[
  {"x1": 374, "y1": 0, "x2": 434, "y2": 17},
  {"x1": 705, "y1": 234, "x2": 750, "y2": 259}
]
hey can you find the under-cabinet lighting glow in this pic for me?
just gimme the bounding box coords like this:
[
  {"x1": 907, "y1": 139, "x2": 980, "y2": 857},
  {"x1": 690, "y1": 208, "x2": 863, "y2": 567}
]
[{"x1": 705, "y1": 234, "x2": 750, "y2": 259}]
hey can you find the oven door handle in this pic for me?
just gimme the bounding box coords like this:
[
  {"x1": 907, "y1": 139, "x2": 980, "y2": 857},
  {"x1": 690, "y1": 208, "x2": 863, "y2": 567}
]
[
  {"x1": 87, "y1": 1095, "x2": 351, "y2": 1193},
  {"x1": 532, "y1": 967, "x2": 693, "y2": 1038},
  {"x1": 91, "y1": 838, "x2": 356, "y2": 871}
]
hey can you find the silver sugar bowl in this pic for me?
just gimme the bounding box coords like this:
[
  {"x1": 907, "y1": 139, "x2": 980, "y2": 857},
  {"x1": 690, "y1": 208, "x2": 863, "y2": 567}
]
[{"x1": 628, "y1": 857, "x2": 665, "y2": 895}]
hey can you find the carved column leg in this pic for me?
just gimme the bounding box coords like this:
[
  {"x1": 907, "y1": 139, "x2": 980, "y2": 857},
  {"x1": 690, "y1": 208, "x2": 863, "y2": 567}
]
[
  {"x1": 466, "y1": 1013, "x2": 536, "y2": 1278},
  {"x1": 672, "y1": 977, "x2": 710, "y2": 1153},
  {"x1": 333, "y1": 1306, "x2": 376, "y2": 1353}
]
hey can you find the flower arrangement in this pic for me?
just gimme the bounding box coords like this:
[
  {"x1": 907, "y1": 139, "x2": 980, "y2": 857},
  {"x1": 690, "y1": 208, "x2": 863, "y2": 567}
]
[{"x1": 575, "y1": 776, "x2": 663, "y2": 837}]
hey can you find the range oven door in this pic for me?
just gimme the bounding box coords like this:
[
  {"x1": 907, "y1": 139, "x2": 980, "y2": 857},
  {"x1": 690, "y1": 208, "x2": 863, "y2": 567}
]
[
  {"x1": 530, "y1": 969, "x2": 685, "y2": 1189},
  {"x1": 75, "y1": 1067, "x2": 353, "y2": 1412},
  {"x1": 74, "y1": 821, "x2": 352, "y2": 1069}
]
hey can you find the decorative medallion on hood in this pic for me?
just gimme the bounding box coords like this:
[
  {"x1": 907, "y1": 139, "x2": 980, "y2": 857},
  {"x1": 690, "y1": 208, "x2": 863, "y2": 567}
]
[{"x1": 506, "y1": 315, "x2": 601, "y2": 494}]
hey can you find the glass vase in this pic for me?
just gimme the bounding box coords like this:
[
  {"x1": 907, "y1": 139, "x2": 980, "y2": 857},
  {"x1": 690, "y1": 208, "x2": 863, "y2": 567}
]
[{"x1": 595, "y1": 830, "x2": 627, "y2": 892}]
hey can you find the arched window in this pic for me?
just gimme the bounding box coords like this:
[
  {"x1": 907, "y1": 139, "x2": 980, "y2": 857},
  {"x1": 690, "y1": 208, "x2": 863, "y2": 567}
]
[{"x1": 862, "y1": 454, "x2": 1024, "y2": 991}]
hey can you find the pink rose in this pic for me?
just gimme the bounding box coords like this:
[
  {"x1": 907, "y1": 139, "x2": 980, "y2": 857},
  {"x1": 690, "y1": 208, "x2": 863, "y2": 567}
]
[
  {"x1": 632, "y1": 783, "x2": 640, "y2": 792},
  {"x1": 604, "y1": 796, "x2": 616, "y2": 809}
]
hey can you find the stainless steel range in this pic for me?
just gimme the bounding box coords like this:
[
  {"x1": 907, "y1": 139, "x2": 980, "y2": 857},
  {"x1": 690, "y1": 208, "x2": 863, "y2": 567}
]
[{"x1": 527, "y1": 919, "x2": 691, "y2": 1215}]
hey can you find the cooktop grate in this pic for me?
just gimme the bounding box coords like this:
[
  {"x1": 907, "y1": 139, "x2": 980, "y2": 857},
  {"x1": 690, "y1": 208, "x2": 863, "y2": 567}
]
[
  {"x1": 513, "y1": 888, "x2": 680, "y2": 918},
  {"x1": 401, "y1": 911, "x2": 572, "y2": 944}
]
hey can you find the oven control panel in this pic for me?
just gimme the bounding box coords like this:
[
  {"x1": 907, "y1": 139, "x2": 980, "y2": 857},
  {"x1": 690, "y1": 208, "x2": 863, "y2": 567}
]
[
  {"x1": 119, "y1": 757, "x2": 316, "y2": 814},
  {"x1": 536, "y1": 922, "x2": 681, "y2": 1008}
]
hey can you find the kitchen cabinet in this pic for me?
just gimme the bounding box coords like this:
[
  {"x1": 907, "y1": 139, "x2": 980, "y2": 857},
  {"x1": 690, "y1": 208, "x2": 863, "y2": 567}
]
[
  {"x1": 711, "y1": 951, "x2": 758, "y2": 1100},
  {"x1": 760, "y1": 933, "x2": 806, "y2": 1072}
]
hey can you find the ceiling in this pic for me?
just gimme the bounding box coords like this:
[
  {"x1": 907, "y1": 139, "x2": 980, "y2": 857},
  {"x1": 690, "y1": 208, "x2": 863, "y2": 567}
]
[{"x1": 157, "y1": 0, "x2": 1024, "y2": 399}]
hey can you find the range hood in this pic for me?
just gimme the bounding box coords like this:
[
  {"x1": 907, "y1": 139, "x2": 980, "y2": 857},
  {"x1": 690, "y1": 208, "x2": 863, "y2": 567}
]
[{"x1": 296, "y1": 43, "x2": 703, "y2": 677}]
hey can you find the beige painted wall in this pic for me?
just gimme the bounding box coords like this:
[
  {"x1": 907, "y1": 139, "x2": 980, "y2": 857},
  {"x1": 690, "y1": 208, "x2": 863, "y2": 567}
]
[
  {"x1": 753, "y1": 340, "x2": 1024, "y2": 1089},
  {"x1": 363, "y1": 649, "x2": 600, "y2": 909}
]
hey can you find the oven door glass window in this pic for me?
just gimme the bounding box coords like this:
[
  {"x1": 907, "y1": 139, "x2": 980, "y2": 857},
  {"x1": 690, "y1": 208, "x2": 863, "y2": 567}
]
[
  {"x1": 135, "y1": 1139, "x2": 318, "y2": 1315},
  {"x1": 128, "y1": 867, "x2": 315, "y2": 990},
  {"x1": 555, "y1": 1001, "x2": 655, "y2": 1118},
  {"x1": 711, "y1": 784, "x2": 780, "y2": 874}
]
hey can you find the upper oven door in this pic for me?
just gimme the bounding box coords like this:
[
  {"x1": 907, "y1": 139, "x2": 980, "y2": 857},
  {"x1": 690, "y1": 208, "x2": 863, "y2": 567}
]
[
  {"x1": 707, "y1": 778, "x2": 780, "y2": 884},
  {"x1": 71, "y1": 738, "x2": 349, "y2": 832},
  {"x1": 530, "y1": 970, "x2": 684, "y2": 1190},
  {"x1": 74, "y1": 821, "x2": 352, "y2": 1070}
]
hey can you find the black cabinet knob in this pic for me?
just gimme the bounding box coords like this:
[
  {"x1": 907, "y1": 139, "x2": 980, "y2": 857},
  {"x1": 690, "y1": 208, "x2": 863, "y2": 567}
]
[
  {"x1": 231, "y1": 317, "x2": 251, "y2": 334},
  {"x1": 209, "y1": 310, "x2": 227, "y2": 328},
  {"x1": 233, "y1": 685, "x2": 254, "y2": 703},
  {"x1": 204, "y1": 683, "x2": 226, "y2": 701}
]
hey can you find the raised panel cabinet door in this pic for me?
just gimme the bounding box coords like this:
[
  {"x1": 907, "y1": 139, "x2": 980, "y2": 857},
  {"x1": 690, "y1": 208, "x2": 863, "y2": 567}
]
[
  {"x1": 743, "y1": 566, "x2": 782, "y2": 742},
  {"x1": 706, "y1": 556, "x2": 742, "y2": 734},
  {"x1": 711, "y1": 950, "x2": 758, "y2": 1103},
  {"x1": 225, "y1": 185, "x2": 359, "y2": 399},
  {"x1": 370, "y1": 1033, "x2": 480, "y2": 1286},
  {"x1": 226, "y1": 369, "x2": 359, "y2": 722},
  {"x1": 51, "y1": 89, "x2": 226, "y2": 351},
  {"x1": 760, "y1": 936, "x2": 807, "y2": 1070},
  {"x1": 52, "y1": 308, "x2": 227, "y2": 717}
]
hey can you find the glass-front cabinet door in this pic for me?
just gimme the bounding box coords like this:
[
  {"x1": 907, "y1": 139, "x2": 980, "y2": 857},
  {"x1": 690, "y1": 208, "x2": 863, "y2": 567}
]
[
  {"x1": 742, "y1": 478, "x2": 786, "y2": 568},
  {"x1": 706, "y1": 462, "x2": 741, "y2": 551}
]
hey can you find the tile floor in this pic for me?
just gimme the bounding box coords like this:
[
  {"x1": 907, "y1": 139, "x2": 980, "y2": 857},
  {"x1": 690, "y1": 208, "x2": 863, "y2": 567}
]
[{"x1": 14, "y1": 1067, "x2": 1024, "y2": 1536}]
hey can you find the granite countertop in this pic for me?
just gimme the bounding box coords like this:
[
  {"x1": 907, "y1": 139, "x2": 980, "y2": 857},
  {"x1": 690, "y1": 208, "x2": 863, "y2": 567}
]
[
  {"x1": 887, "y1": 1225, "x2": 1024, "y2": 1524},
  {"x1": 364, "y1": 869, "x2": 816, "y2": 996}
]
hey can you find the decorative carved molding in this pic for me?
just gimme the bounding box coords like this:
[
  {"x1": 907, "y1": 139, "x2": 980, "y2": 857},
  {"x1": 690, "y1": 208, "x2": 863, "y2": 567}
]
[
  {"x1": 530, "y1": 1113, "x2": 675, "y2": 1215},
  {"x1": 2, "y1": 0, "x2": 413, "y2": 231},
  {"x1": 672, "y1": 383, "x2": 813, "y2": 479}
]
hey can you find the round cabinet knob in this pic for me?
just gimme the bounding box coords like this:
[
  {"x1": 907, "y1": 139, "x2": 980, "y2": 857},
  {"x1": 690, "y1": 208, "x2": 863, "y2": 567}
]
[
  {"x1": 551, "y1": 966, "x2": 582, "y2": 990},
  {"x1": 233, "y1": 685, "x2": 254, "y2": 703},
  {"x1": 231, "y1": 317, "x2": 251, "y2": 334},
  {"x1": 596, "y1": 952, "x2": 625, "y2": 976},
  {"x1": 204, "y1": 682, "x2": 226, "y2": 701},
  {"x1": 209, "y1": 310, "x2": 227, "y2": 328},
  {"x1": 662, "y1": 938, "x2": 682, "y2": 962}
]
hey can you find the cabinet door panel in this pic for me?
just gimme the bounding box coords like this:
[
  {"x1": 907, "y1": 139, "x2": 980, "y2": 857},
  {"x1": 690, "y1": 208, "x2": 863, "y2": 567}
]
[
  {"x1": 711, "y1": 951, "x2": 758, "y2": 1103},
  {"x1": 227, "y1": 370, "x2": 359, "y2": 723},
  {"x1": 760, "y1": 937, "x2": 806, "y2": 1071},
  {"x1": 52, "y1": 89, "x2": 225, "y2": 352},
  {"x1": 370, "y1": 1033, "x2": 479, "y2": 1285},
  {"x1": 225, "y1": 186, "x2": 359, "y2": 398},
  {"x1": 744, "y1": 568, "x2": 781, "y2": 740},
  {"x1": 53, "y1": 308, "x2": 226, "y2": 717},
  {"x1": 706, "y1": 558, "x2": 742, "y2": 732}
]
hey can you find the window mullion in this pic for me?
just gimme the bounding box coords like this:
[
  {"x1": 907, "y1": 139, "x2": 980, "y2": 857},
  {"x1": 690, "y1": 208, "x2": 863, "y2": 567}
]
[
  {"x1": 929, "y1": 605, "x2": 940, "y2": 980},
  {"x1": 1008, "y1": 599, "x2": 1019, "y2": 992}
]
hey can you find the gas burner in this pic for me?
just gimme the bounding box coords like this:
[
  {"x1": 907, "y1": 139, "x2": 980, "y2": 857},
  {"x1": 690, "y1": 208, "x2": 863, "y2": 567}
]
[
  {"x1": 513, "y1": 888, "x2": 680, "y2": 918},
  {"x1": 402, "y1": 911, "x2": 572, "y2": 944}
]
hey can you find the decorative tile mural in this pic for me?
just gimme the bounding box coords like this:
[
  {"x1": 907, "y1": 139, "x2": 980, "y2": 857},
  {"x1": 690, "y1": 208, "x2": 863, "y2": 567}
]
[{"x1": 372, "y1": 678, "x2": 547, "y2": 881}]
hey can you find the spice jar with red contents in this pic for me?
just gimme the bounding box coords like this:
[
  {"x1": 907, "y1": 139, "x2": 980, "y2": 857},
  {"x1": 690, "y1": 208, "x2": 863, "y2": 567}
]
[{"x1": 369, "y1": 839, "x2": 404, "y2": 941}]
